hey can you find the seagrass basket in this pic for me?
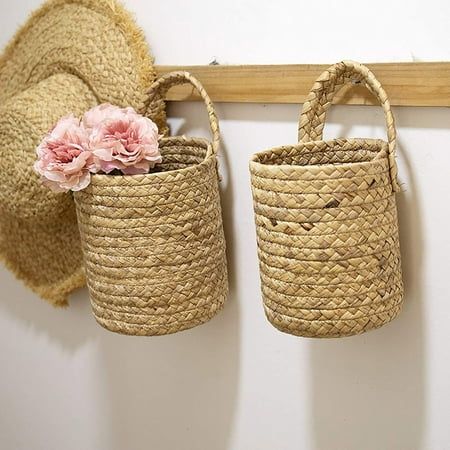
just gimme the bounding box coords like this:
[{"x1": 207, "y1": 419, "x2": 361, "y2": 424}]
[
  {"x1": 250, "y1": 61, "x2": 404, "y2": 338},
  {"x1": 74, "y1": 71, "x2": 228, "y2": 336}
]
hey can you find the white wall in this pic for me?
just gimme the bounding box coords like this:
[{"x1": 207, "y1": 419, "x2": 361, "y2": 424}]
[{"x1": 1, "y1": 1, "x2": 450, "y2": 449}]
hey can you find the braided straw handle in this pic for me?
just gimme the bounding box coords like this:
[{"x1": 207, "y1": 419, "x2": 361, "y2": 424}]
[
  {"x1": 299, "y1": 61, "x2": 400, "y2": 192},
  {"x1": 144, "y1": 71, "x2": 220, "y2": 156}
]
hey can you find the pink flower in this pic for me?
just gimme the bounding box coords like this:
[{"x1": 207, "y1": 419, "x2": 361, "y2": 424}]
[
  {"x1": 83, "y1": 104, "x2": 139, "y2": 130},
  {"x1": 34, "y1": 115, "x2": 94, "y2": 192},
  {"x1": 85, "y1": 104, "x2": 162, "y2": 175}
]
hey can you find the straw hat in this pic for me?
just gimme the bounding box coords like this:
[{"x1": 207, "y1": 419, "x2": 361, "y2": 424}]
[{"x1": 0, "y1": 0, "x2": 166, "y2": 306}]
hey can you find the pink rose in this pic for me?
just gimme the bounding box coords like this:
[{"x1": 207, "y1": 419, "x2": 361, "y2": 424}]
[
  {"x1": 34, "y1": 115, "x2": 94, "y2": 192},
  {"x1": 82, "y1": 104, "x2": 139, "y2": 130},
  {"x1": 86, "y1": 104, "x2": 162, "y2": 175}
]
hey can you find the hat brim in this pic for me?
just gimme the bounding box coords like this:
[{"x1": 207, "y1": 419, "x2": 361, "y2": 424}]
[{"x1": 0, "y1": 0, "x2": 166, "y2": 306}]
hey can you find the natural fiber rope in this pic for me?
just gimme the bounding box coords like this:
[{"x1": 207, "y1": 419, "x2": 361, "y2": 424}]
[
  {"x1": 298, "y1": 60, "x2": 400, "y2": 192},
  {"x1": 250, "y1": 61, "x2": 404, "y2": 338},
  {"x1": 144, "y1": 71, "x2": 220, "y2": 153},
  {"x1": 74, "y1": 72, "x2": 227, "y2": 335}
]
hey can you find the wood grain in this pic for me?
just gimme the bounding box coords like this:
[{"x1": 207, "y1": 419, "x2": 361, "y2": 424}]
[{"x1": 155, "y1": 62, "x2": 450, "y2": 107}]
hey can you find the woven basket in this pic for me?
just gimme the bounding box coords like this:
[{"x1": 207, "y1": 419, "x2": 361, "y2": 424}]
[
  {"x1": 249, "y1": 61, "x2": 404, "y2": 338},
  {"x1": 74, "y1": 71, "x2": 228, "y2": 336}
]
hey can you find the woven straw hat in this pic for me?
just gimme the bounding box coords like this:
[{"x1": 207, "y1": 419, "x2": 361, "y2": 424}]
[{"x1": 0, "y1": 0, "x2": 166, "y2": 306}]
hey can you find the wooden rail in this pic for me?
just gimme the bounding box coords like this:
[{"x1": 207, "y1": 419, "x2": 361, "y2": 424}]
[{"x1": 155, "y1": 62, "x2": 450, "y2": 107}]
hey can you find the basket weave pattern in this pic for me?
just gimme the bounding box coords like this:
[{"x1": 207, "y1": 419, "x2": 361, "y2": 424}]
[
  {"x1": 250, "y1": 61, "x2": 403, "y2": 338},
  {"x1": 74, "y1": 72, "x2": 228, "y2": 335}
]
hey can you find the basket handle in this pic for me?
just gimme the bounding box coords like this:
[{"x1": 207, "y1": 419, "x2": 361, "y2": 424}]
[
  {"x1": 298, "y1": 61, "x2": 400, "y2": 192},
  {"x1": 143, "y1": 71, "x2": 220, "y2": 156}
]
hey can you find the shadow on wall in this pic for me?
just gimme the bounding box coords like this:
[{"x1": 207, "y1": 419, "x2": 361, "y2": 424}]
[
  {"x1": 0, "y1": 102, "x2": 241, "y2": 450},
  {"x1": 0, "y1": 270, "x2": 240, "y2": 450},
  {"x1": 308, "y1": 125, "x2": 426, "y2": 449},
  {"x1": 0, "y1": 278, "x2": 97, "y2": 352}
]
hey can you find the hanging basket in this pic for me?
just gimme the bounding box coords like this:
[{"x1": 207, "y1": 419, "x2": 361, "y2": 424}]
[
  {"x1": 74, "y1": 71, "x2": 228, "y2": 336},
  {"x1": 249, "y1": 61, "x2": 404, "y2": 338}
]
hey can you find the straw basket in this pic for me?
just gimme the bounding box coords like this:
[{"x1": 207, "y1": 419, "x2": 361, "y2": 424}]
[
  {"x1": 249, "y1": 61, "x2": 404, "y2": 338},
  {"x1": 74, "y1": 71, "x2": 228, "y2": 336}
]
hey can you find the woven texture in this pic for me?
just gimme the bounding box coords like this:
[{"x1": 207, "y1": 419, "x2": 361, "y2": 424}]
[
  {"x1": 0, "y1": 0, "x2": 164, "y2": 306},
  {"x1": 74, "y1": 72, "x2": 228, "y2": 336},
  {"x1": 250, "y1": 61, "x2": 404, "y2": 338}
]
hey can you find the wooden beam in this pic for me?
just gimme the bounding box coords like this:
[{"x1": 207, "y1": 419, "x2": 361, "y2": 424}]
[{"x1": 155, "y1": 62, "x2": 450, "y2": 107}]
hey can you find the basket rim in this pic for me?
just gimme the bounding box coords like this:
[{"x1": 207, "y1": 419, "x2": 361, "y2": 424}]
[
  {"x1": 88, "y1": 136, "x2": 216, "y2": 186},
  {"x1": 250, "y1": 137, "x2": 388, "y2": 169}
]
